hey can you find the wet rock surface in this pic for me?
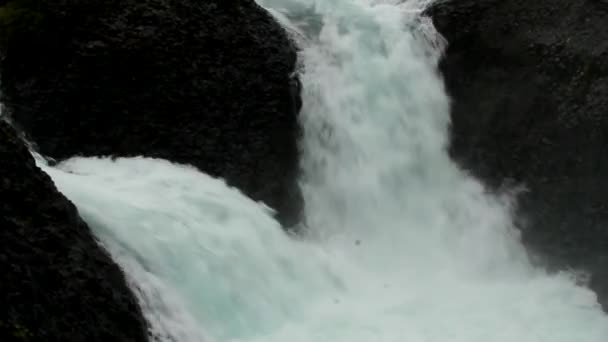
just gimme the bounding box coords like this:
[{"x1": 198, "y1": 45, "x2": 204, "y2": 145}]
[
  {"x1": 428, "y1": 0, "x2": 608, "y2": 311},
  {"x1": 0, "y1": 0, "x2": 303, "y2": 228},
  {"x1": 0, "y1": 119, "x2": 148, "y2": 341}
]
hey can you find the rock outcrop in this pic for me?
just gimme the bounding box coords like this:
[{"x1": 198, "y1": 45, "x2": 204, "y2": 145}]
[
  {"x1": 0, "y1": 119, "x2": 148, "y2": 341},
  {"x1": 428, "y1": 0, "x2": 608, "y2": 311},
  {"x1": 0, "y1": 0, "x2": 303, "y2": 228}
]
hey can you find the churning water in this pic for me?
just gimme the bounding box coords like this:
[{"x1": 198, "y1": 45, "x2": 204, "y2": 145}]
[{"x1": 41, "y1": 0, "x2": 608, "y2": 341}]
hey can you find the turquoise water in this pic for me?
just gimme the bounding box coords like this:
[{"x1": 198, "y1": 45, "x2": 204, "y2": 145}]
[{"x1": 42, "y1": 1, "x2": 608, "y2": 341}]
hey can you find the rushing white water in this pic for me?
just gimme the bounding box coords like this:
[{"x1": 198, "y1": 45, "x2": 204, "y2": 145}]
[{"x1": 39, "y1": 0, "x2": 608, "y2": 341}]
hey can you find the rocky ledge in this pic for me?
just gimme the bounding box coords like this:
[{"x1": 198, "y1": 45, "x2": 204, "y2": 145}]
[
  {"x1": 0, "y1": 0, "x2": 302, "y2": 339},
  {"x1": 0, "y1": 0, "x2": 303, "y2": 228},
  {"x1": 428, "y1": 0, "x2": 608, "y2": 311},
  {"x1": 0, "y1": 119, "x2": 148, "y2": 341}
]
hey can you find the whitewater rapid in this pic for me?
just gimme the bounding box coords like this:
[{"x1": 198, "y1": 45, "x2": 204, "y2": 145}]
[{"x1": 40, "y1": 0, "x2": 608, "y2": 341}]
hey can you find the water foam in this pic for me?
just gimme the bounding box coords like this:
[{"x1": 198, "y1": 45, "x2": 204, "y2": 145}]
[{"x1": 41, "y1": 0, "x2": 608, "y2": 341}]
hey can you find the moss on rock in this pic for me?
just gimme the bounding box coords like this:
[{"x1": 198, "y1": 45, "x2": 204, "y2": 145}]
[
  {"x1": 0, "y1": 0, "x2": 48, "y2": 47},
  {"x1": 0, "y1": 319, "x2": 32, "y2": 341}
]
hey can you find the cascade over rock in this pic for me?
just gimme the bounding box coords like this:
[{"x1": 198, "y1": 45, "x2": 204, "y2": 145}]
[
  {"x1": 0, "y1": 120, "x2": 148, "y2": 341},
  {"x1": 428, "y1": 0, "x2": 608, "y2": 311},
  {"x1": 0, "y1": 0, "x2": 303, "y2": 227}
]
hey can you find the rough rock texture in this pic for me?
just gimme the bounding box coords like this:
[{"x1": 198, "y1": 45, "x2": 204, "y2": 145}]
[
  {"x1": 0, "y1": 120, "x2": 148, "y2": 341},
  {"x1": 0, "y1": 0, "x2": 302, "y2": 228},
  {"x1": 428, "y1": 0, "x2": 608, "y2": 311}
]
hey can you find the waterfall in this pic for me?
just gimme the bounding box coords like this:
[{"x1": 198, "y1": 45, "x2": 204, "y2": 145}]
[{"x1": 40, "y1": 1, "x2": 608, "y2": 341}]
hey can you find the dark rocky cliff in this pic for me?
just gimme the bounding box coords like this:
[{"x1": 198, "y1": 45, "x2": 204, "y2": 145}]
[
  {"x1": 0, "y1": 0, "x2": 302, "y2": 339},
  {"x1": 0, "y1": 119, "x2": 148, "y2": 341},
  {"x1": 428, "y1": 0, "x2": 608, "y2": 311},
  {"x1": 0, "y1": 0, "x2": 303, "y2": 228}
]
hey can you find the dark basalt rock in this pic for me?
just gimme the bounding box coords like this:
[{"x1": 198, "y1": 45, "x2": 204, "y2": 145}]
[
  {"x1": 0, "y1": 0, "x2": 303, "y2": 228},
  {"x1": 0, "y1": 119, "x2": 148, "y2": 341},
  {"x1": 428, "y1": 0, "x2": 608, "y2": 311}
]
